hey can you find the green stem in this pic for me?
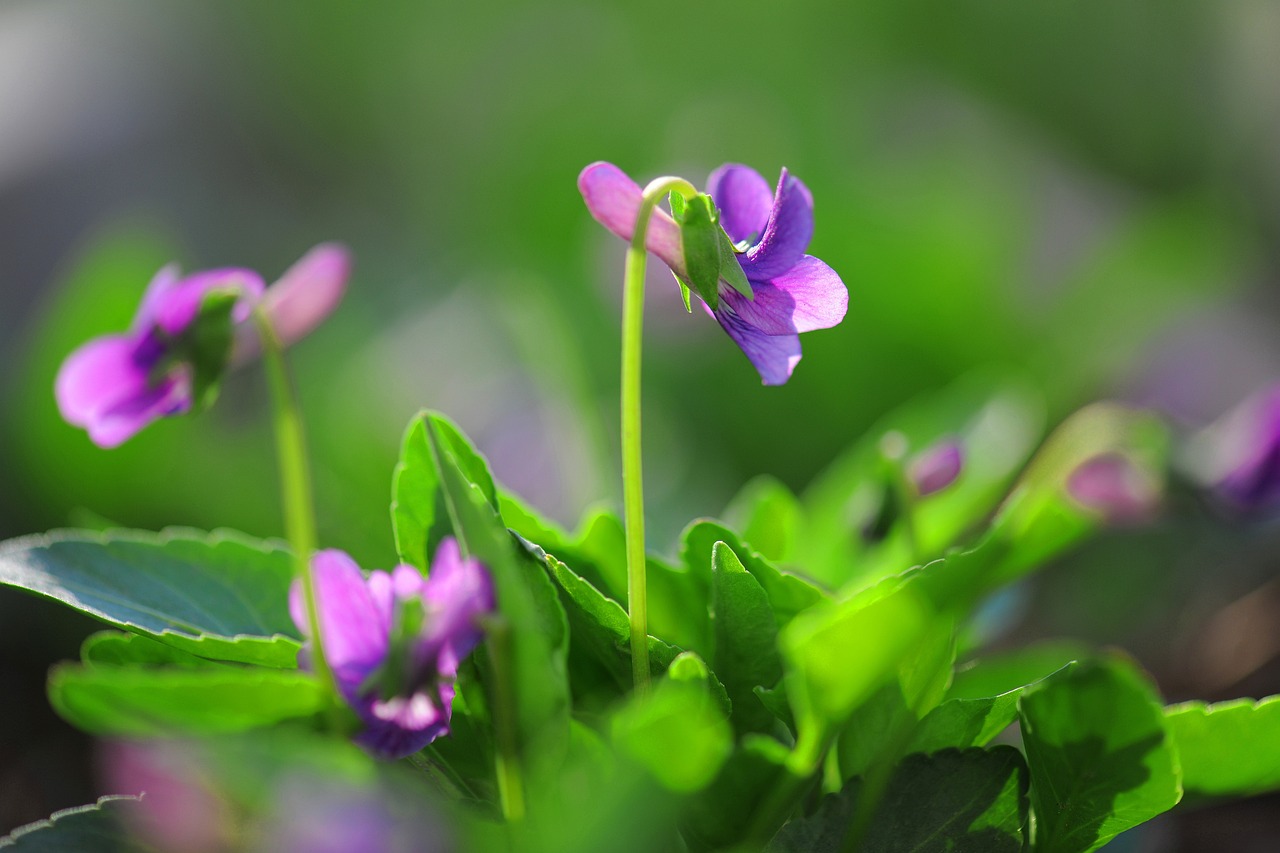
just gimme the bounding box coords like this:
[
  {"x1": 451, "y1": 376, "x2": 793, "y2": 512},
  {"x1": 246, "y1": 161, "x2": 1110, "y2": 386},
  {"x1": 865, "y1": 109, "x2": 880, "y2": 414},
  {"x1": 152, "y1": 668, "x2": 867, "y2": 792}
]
[
  {"x1": 253, "y1": 309, "x2": 336, "y2": 699},
  {"x1": 879, "y1": 432, "x2": 921, "y2": 564},
  {"x1": 621, "y1": 176, "x2": 697, "y2": 695},
  {"x1": 485, "y1": 615, "x2": 527, "y2": 824}
]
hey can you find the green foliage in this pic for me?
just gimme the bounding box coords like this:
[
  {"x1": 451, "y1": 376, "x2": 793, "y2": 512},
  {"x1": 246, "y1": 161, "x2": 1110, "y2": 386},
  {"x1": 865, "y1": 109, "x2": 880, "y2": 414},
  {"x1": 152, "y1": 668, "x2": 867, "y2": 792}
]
[
  {"x1": 1166, "y1": 696, "x2": 1280, "y2": 798},
  {"x1": 768, "y1": 747, "x2": 1030, "y2": 852},
  {"x1": 722, "y1": 476, "x2": 803, "y2": 564},
  {"x1": 48, "y1": 664, "x2": 328, "y2": 736},
  {"x1": 710, "y1": 541, "x2": 783, "y2": 735},
  {"x1": 0, "y1": 528, "x2": 299, "y2": 666},
  {"x1": 0, "y1": 797, "x2": 140, "y2": 852},
  {"x1": 1018, "y1": 658, "x2": 1181, "y2": 853}
]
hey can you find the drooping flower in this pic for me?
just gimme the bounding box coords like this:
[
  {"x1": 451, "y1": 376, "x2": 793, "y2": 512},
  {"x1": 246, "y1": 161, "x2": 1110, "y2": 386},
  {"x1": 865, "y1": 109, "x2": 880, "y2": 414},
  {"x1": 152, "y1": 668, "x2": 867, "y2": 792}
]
[
  {"x1": 55, "y1": 243, "x2": 350, "y2": 448},
  {"x1": 578, "y1": 161, "x2": 847, "y2": 384},
  {"x1": 909, "y1": 439, "x2": 964, "y2": 497},
  {"x1": 290, "y1": 540, "x2": 494, "y2": 760}
]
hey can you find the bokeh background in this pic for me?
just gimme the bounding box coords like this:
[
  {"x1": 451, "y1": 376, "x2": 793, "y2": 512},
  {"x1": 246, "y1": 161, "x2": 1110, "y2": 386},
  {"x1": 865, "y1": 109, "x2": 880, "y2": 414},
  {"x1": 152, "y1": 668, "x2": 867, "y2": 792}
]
[{"x1": 2, "y1": 0, "x2": 1279, "y2": 848}]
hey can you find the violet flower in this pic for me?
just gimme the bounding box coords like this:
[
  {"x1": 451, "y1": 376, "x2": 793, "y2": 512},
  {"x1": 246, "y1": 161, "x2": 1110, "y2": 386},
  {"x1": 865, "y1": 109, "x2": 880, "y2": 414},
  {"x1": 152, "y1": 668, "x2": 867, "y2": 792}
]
[
  {"x1": 55, "y1": 243, "x2": 350, "y2": 448},
  {"x1": 290, "y1": 540, "x2": 494, "y2": 760},
  {"x1": 909, "y1": 439, "x2": 964, "y2": 497},
  {"x1": 1066, "y1": 453, "x2": 1159, "y2": 525},
  {"x1": 578, "y1": 162, "x2": 847, "y2": 384},
  {"x1": 1199, "y1": 384, "x2": 1280, "y2": 513}
]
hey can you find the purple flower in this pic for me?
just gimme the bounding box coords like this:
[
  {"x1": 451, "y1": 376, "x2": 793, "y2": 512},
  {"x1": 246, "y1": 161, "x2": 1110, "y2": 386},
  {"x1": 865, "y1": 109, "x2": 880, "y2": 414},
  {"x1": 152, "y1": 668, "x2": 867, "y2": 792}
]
[
  {"x1": 290, "y1": 540, "x2": 494, "y2": 760},
  {"x1": 1066, "y1": 453, "x2": 1159, "y2": 525},
  {"x1": 578, "y1": 162, "x2": 847, "y2": 384},
  {"x1": 55, "y1": 244, "x2": 350, "y2": 448},
  {"x1": 909, "y1": 439, "x2": 964, "y2": 497},
  {"x1": 1200, "y1": 384, "x2": 1280, "y2": 513}
]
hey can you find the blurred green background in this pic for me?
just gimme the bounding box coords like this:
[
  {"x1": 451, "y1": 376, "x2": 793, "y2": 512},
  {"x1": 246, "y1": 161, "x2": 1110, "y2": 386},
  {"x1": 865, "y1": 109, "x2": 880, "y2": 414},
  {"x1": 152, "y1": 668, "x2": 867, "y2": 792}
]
[{"x1": 2, "y1": 0, "x2": 1279, "y2": 846}]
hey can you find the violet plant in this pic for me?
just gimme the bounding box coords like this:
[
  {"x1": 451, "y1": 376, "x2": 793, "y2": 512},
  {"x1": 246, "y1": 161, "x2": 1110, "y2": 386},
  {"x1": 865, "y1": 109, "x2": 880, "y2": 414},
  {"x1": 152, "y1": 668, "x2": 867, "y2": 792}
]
[{"x1": 1, "y1": 163, "x2": 1278, "y2": 853}]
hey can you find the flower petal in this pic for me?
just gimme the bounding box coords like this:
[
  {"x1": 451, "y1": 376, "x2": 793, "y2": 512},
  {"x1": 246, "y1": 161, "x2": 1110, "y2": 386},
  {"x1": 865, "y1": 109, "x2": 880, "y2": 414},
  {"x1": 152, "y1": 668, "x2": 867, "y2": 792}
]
[
  {"x1": 151, "y1": 268, "x2": 265, "y2": 337},
  {"x1": 422, "y1": 537, "x2": 494, "y2": 674},
  {"x1": 291, "y1": 550, "x2": 389, "y2": 690},
  {"x1": 233, "y1": 244, "x2": 351, "y2": 364},
  {"x1": 55, "y1": 334, "x2": 191, "y2": 448},
  {"x1": 578, "y1": 161, "x2": 685, "y2": 276},
  {"x1": 740, "y1": 169, "x2": 814, "y2": 280},
  {"x1": 706, "y1": 163, "x2": 773, "y2": 246},
  {"x1": 713, "y1": 306, "x2": 802, "y2": 386},
  {"x1": 355, "y1": 684, "x2": 452, "y2": 759},
  {"x1": 719, "y1": 255, "x2": 847, "y2": 335},
  {"x1": 132, "y1": 264, "x2": 183, "y2": 332}
]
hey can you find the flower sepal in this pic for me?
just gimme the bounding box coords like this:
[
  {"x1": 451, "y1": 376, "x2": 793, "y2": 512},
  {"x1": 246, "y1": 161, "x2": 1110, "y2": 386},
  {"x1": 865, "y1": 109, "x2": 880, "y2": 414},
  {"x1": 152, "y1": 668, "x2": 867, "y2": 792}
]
[
  {"x1": 168, "y1": 287, "x2": 241, "y2": 411},
  {"x1": 670, "y1": 191, "x2": 755, "y2": 313}
]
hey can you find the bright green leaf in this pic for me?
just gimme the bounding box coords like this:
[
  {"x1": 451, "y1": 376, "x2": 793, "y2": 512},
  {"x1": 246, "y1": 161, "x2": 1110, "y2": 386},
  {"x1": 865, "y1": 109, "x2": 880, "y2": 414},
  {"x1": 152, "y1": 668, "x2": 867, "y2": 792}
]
[
  {"x1": 1167, "y1": 695, "x2": 1280, "y2": 798},
  {"x1": 722, "y1": 475, "x2": 803, "y2": 563},
  {"x1": 711, "y1": 541, "x2": 783, "y2": 735},
  {"x1": 1018, "y1": 658, "x2": 1181, "y2": 853},
  {"x1": 81, "y1": 630, "x2": 222, "y2": 669},
  {"x1": 48, "y1": 664, "x2": 327, "y2": 736},
  {"x1": 0, "y1": 528, "x2": 299, "y2": 667}
]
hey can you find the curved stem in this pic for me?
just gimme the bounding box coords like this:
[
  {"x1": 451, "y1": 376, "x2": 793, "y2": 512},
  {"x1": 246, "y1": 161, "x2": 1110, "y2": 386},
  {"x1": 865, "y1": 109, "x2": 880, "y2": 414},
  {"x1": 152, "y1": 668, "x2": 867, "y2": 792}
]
[
  {"x1": 253, "y1": 309, "x2": 336, "y2": 700},
  {"x1": 621, "y1": 176, "x2": 697, "y2": 694}
]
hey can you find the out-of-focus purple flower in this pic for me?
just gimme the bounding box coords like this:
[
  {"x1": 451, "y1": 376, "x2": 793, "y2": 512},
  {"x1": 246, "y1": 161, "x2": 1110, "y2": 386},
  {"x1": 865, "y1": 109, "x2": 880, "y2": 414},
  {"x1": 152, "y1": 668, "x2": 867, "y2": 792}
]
[
  {"x1": 909, "y1": 440, "x2": 964, "y2": 497},
  {"x1": 290, "y1": 540, "x2": 494, "y2": 760},
  {"x1": 55, "y1": 244, "x2": 350, "y2": 448},
  {"x1": 578, "y1": 162, "x2": 847, "y2": 385},
  {"x1": 258, "y1": 775, "x2": 449, "y2": 853},
  {"x1": 1066, "y1": 453, "x2": 1160, "y2": 525},
  {"x1": 1198, "y1": 384, "x2": 1280, "y2": 513},
  {"x1": 100, "y1": 740, "x2": 229, "y2": 853}
]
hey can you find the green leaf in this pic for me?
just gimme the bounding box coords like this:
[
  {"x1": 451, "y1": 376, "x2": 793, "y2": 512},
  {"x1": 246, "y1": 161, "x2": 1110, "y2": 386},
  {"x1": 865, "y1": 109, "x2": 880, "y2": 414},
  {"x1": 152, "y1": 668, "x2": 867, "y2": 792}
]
[
  {"x1": 678, "y1": 193, "x2": 722, "y2": 310},
  {"x1": 681, "y1": 521, "x2": 824, "y2": 628},
  {"x1": 797, "y1": 372, "x2": 1044, "y2": 590},
  {"x1": 948, "y1": 641, "x2": 1090, "y2": 700},
  {"x1": 81, "y1": 630, "x2": 222, "y2": 668},
  {"x1": 683, "y1": 735, "x2": 791, "y2": 851},
  {"x1": 909, "y1": 689, "x2": 1023, "y2": 756},
  {"x1": 722, "y1": 475, "x2": 803, "y2": 563},
  {"x1": 0, "y1": 796, "x2": 140, "y2": 852},
  {"x1": 391, "y1": 411, "x2": 499, "y2": 572},
  {"x1": 717, "y1": 226, "x2": 754, "y2": 301},
  {"x1": 1166, "y1": 695, "x2": 1280, "y2": 798},
  {"x1": 610, "y1": 664, "x2": 733, "y2": 794},
  {"x1": 780, "y1": 575, "x2": 931, "y2": 752},
  {"x1": 419, "y1": 414, "x2": 571, "y2": 756},
  {"x1": 49, "y1": 664, "x2": 327, "y2": 736},
  {"x1": 711, "y1": 541, "x2": 783, "y2": 735},
  {"x1": 183, "y1": 288, "x2": 238, "y2": 409},
  {"x1": 769, "y1": 747, "x2": 1030, "y2": 853},
  {"x1": 0, "y1": 528, "x2": 299, "y2": 666},
  {"x1": 1018, "y1": 657, "x2": 1181, "y2": 853},
  {"x1": 674, "y1": 274, "x2": 695, "y2": 313},
  {"x1": 539, "y1": 548, "x2": 680, "y2": 690}
]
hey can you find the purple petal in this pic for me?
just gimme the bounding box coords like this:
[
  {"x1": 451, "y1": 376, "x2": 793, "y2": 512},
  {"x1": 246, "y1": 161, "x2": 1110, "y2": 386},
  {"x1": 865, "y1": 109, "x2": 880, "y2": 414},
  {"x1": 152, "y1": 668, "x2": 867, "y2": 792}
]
[
  {"x1": 1066, "y1": 454, "x2": 1159, "y2": 525},
  {"x1": 719, "y1": 255, "x2": 848, "y2": 335},
  {"x1": 739, "y1": 169, "x2": 814, "y2": 280},
  {"x1": 1213, "y1": 386, "x2": 1280, "y2": 512},
  {"x1": 290, "y1": 550, "x2": 389, "y2": 691},
  {"x1": 578, "y1": 161, "x2": 686, "y2": 276},
  {"x1": 706, "y1": 163, "x2": 773, "y2": 247},
  {"x1": 55, "y1": 335, "x2": 192, "y2": 448},
  {"x1": 233, "y1": 244, "x2": 351, "y2": 364},
  {"x1": 354, "y1": 684, "x2": 452, "y2": 759},
  {"x1": 132, "y1": 264, "x2": 183, "y2": 332},
  {"x1": 422, "y1": 538, "x2": 494, "y2": 673},
  {"x1": 910, "y1": 441, "x2": 964, "y2": 496},
  {"x1": 713, "y1": 306, "x2": 802, "y2": 385},
  {"x1": 151, "y1": 268, "x2": 265, "y2": 337}
]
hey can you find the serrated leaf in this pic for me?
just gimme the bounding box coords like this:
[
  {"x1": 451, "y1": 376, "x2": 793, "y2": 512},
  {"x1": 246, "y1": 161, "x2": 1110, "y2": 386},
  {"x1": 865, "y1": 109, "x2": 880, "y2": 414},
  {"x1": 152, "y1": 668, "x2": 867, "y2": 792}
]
[
  {"x1": 717, "y1": 226, "x2": 754, "y2": 301},
  {"x1": 419, "y1": 414, "x2": 570, "y2": 757},
  {"x1": 681, "y1": 521, "x2": 824, "y2": 628},
  {"x1": 948, "y1": 641, "x2": 1091, "y2": 700},
  {"x1": 0, "y1": 528, "x2": 300, "y2": 666},
  {"x1": 1166, "y1": 695, "x2": 1280, "y2": 798},
  {"x1": 711, "y1": 541, "x2": 783, "y2": 735},
  {"x1": 81, "y1": 630, "x2": 221, "y2": 668},
  {"x1": 771, "y1": 747, "x2": 1029, "y2": 852},
  {"x1": 391, "y1": 411, "x2": 499, "y2": 572},
  {"x1": 1018, "y1": 658, "x2": 1181, "y2": 853},
  {"x1": 0, "y1": 796, "x2": 140, "y2": 852},
  {"x1": 679, "y1": 194, "x2": 721, "y2": 310},
  {"x1": 49, "y1": 664, "x2": 327, "y2": 736},
  {"x1": 909, "y1": 689, "x2": 1023, "y2": 756}
]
